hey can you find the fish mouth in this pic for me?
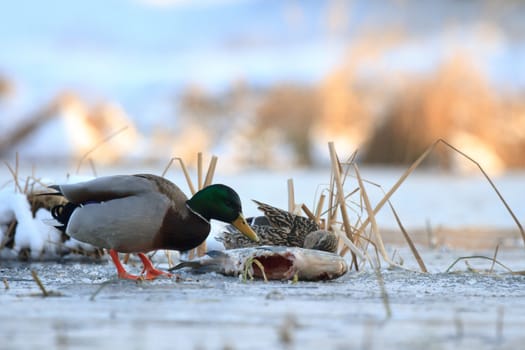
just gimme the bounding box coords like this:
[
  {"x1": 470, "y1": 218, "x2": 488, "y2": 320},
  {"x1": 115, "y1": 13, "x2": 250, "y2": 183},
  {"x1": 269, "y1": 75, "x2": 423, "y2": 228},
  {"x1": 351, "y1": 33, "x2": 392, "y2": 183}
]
[{"x1": 249, "y1": 252, "x2": 295, "y2": 280}]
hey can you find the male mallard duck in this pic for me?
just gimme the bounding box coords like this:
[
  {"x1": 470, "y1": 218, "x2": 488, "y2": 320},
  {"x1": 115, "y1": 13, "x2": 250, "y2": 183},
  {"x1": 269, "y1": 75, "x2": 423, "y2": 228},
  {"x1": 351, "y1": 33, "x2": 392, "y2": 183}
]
[
  {"x1": 49, "y1": 174, "x2": 259, "y2": 280},
  {"x1": 218, "y1": 200, "x2": 338, "y2": 253}
]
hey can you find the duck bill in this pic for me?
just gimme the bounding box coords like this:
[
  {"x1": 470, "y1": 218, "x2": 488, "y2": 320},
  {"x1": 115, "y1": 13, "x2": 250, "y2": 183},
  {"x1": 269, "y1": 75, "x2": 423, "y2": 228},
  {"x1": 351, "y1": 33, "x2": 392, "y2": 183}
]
[{"x1": 232, "y1": 214, "x2": 259, "y2": 242}]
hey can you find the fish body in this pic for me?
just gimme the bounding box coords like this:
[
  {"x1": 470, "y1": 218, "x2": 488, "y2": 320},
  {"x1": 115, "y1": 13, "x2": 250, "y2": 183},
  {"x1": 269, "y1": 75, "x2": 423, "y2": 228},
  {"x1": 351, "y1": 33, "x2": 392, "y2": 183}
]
[{"x1": 172, "y1": 246, "x2": 348, "y2": 281}]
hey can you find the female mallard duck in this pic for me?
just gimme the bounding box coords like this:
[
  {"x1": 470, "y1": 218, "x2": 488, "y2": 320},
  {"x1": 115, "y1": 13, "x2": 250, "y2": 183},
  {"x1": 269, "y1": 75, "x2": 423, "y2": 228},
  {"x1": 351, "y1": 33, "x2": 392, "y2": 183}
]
[
  {"x1": 218, "y1": 200, "x2": 338, "y2": 253},
  {"x1": 49, "y1": 174, "x2": 259, "y2": 280}
]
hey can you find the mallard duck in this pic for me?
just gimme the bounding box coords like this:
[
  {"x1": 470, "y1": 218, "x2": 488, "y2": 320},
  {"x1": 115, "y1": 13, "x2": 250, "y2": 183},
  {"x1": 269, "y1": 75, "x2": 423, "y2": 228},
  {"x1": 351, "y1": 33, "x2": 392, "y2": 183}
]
[
  {"x1": 49, "y1": 174, "x2": 259, "y2": 280},
  {"x1": 218, "y1": 200, "x2": 338, "y2": 253}
]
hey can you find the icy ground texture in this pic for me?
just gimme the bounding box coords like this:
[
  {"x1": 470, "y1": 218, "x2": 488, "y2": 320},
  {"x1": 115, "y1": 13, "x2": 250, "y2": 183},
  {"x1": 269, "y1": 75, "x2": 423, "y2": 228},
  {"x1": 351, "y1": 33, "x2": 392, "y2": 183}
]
[{"x1": 1, "y1": 248, "x2": 525, "y2": 350}]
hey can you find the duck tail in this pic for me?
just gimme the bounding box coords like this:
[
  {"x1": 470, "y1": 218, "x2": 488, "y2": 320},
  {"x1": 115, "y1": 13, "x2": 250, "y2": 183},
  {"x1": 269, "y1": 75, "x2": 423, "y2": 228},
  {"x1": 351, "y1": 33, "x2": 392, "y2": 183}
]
[
  {"x1": 50, "y1": 202, "x2": 78, "y2": 231},
  {"x1": 33, "y1": 185, "x2": 62, "y2": 196}
]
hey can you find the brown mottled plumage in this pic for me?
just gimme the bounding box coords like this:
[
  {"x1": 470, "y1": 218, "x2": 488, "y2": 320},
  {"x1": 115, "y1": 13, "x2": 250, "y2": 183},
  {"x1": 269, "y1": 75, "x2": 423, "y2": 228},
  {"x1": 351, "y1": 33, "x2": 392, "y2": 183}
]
[
  {"x1": 303, "y1": 230, "x2": 338, "y2": 253},
  {"x1": 219, "y1": 200, "x2": 338, "y2": 253}
]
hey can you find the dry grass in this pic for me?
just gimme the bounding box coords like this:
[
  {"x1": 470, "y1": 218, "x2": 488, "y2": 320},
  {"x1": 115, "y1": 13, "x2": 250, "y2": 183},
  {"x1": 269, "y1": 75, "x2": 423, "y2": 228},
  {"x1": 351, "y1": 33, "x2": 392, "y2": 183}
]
[
  {"x1": 363, "y1": 55, "x2": 525, "y2": 169},
  {"x1": 173, "y1": 50, "x2": 525, "y2": 171},
  {"x1": 297, "y1": 140, "x2": 525, "y2": 274}
]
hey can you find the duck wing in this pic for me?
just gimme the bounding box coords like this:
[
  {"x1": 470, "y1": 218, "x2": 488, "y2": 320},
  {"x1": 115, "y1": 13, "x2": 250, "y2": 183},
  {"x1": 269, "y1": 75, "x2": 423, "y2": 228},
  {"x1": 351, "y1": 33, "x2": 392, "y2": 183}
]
[
  {"x1": 252, "y1": 200, "x2": 320, "y2": 236},
  {"x1": 252, "y1": 200, "x2": 295, "y2": 229},
  {"x1": 50, "y1": 174, "x2": 187, "y2": 204}
]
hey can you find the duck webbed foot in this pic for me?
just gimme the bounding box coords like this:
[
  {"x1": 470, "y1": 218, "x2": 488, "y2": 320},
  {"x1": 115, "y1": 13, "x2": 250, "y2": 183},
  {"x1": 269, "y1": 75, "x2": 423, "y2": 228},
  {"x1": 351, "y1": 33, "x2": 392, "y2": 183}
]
[
  {"x1": 109, "y1": 249, "x2": 142, "y2": 280},
  {"x1": 109, "y1": 250, "x2": 172, "y2": 280},
  {"x1": 137, "y1": 253, "x2": 173, "y2": 280}
]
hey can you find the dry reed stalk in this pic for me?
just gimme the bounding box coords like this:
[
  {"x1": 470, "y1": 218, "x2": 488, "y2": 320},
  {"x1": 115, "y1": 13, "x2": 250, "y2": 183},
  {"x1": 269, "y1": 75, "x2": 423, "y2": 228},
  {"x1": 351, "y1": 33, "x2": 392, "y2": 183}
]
[
  {"x1": 353, "y1": 164, "x2": 391, "y2": 266},
  {"x1": 175, "y1": 157, "x2": 196, "y2": 195},
  {"x1": 445, "y1": 256, "x2": 514, "y2": 273},
  {"x1": 328, "y1": 142, "x2": 358, "y2": 269},
  {"x1": 161, "y1": 158, "x2": 175, "y2": 177},
  {"x1": 301, "y1": 204, "x2": 316, "y2": 222},
  {"x1": 314, "y1": 194, "x2": 325, "y2": 225},
  {"x1": 197, "y1": 152, "x2": 203, "y2": 189},
  {"x1": 3, "y1": 153, "x2": 22, "y2": 193},
  {"x1": 287, "y1": 178, "x2": 295, "y2": 213},
  {"x1": 15, "y1": 152, "x2": 20, "y2": 190},
  {"x1": 328, "y1": 142, "x2": 355, "y2": 238},
  {"x1": 335, "y1": 170, "x2": 425, "y2": 271},
  {"x1": 332, "y1": 226, "x2": 366, "y2": 261},
  {"x1": 75, "y1": 125, "x2": 129, "y2": 174},
  {"x1": 490, "y1": 244, "x2": 500, "y2": 274},
  {"x1": 185, "y1": 153, "x2": 217, "y2": 257},
  {"x1": 439, "y1": 139, "x2": 525, "y2": 246},
  {"x1": 386, "y1": 200, "x2": 428, "y2": 273},
  {"x1": 31, "y1": 270, "x2": 49, "y2": 297},
  {"x1": 23, "y1": 175, "x2": 31, "y2": 194},
  {"x1": 327, "y1": 164, "x2": 336, "y2": 230},
  {"x1": 203, "y1": 155, "x2": 218, "y2": 187},
  {"x1": 355, "y1": 139, "x2": 437, "y2": 236}
]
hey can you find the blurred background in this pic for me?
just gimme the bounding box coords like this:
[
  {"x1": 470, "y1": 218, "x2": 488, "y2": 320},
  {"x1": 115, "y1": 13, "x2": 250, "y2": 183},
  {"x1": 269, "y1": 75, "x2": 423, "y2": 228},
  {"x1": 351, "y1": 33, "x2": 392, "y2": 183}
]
[{"x1": 1, "y1": 0, "x2": 524, "y2": 174}]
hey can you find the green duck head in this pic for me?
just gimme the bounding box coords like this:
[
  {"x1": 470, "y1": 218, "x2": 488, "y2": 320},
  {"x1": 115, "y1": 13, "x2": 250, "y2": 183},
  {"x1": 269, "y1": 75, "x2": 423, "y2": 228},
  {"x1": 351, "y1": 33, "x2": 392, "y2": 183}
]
[{"x1": 187, "y1": 184, "x2": 259, "y2": 242}]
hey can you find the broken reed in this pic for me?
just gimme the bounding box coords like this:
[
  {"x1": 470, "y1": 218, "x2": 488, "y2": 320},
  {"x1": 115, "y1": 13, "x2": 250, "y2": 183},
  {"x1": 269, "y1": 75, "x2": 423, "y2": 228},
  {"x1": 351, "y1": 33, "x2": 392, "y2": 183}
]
[
  {"x1": 326, "y1": 138, "x2": 524, "y2": 273},
  {"x1": 328, "y1": 142, "x2": 359, "y2": 270}
]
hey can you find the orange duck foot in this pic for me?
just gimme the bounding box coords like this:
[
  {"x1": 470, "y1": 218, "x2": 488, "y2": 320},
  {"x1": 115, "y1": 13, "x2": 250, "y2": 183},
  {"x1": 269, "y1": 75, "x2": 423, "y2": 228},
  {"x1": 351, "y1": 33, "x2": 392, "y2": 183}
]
[
  {"x1": 109, "y1": 250, "x2": 173, "y2": 281},
  {"x1": 137, "y1": 253, "x2": 173, "y2": 280}
]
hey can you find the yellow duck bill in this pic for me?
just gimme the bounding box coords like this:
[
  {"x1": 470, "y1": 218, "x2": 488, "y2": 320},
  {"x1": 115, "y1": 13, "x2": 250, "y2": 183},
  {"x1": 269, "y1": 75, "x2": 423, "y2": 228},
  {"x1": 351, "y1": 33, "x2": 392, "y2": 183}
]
[{"x1": 231, "y1": 214, "x2": 260, "y2": 242}]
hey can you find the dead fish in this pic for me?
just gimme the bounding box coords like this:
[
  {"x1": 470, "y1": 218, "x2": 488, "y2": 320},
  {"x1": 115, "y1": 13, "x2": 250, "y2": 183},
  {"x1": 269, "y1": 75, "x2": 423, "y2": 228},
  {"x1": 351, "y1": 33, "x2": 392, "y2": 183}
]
[{"x1": 170, "y1": 246, "x2": 348, "y2": 281}]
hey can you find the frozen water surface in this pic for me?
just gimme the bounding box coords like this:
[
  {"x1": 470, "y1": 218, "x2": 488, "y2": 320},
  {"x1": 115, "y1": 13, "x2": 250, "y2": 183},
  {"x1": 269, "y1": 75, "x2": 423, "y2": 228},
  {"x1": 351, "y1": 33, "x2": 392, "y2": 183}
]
[{"x1": 1, "y1": 246, "x2": 525, "y2": 350}]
